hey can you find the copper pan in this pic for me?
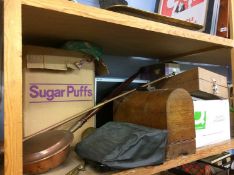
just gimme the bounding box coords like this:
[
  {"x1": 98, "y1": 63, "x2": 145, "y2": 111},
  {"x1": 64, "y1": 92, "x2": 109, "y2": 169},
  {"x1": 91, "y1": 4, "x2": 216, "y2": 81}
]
[
  {"x1": 23, "y1": 109, "x2": 97, "y2": 174},
  {"x1": 23, "y1": 73, "x2": 174, "y2": 174}
]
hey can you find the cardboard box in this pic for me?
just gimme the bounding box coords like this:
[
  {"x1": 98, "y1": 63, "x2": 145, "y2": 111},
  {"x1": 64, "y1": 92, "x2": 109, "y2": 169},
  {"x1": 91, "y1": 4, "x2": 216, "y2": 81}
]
[
  {"x1": 194, "y1": 100, "x2": 230, "y2": 148},
  {"x1": 23, "y1": 46, "x2": 95, "y2": 144}
]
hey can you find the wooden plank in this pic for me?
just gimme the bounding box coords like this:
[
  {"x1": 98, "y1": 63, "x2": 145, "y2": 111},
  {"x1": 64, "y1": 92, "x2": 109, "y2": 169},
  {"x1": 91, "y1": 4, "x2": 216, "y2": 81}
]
[
  {"x1": 166, "y1": 0, "x2": 232, "y2": 66},
  {"x1": 106, "y1": 5, "x2": 203, "y2": 31},
  {"x1": 20, "y1": 0, "x2": 233, "y2": 64},
  {"x1": 21, "y1": 0, "x2": 233, "y2": 47},
  {"x1": 230, "y1": 0, "x2": 234, "y2": 39},
  {"x1": 4, "y1": 0, "x2": 23, "y2": 174},
  {"x1": 112, "y1": 139, "x2": 234, "y2": 175},
  {"x1": 161, "y1": 46, "x2": 231, "y2": 65},
  {"x1": 32, "y1": 140, "x2": 234, "y2": 175},
  {"x1": 174, "y1": 47, "x2": 231, "y2": 65}
]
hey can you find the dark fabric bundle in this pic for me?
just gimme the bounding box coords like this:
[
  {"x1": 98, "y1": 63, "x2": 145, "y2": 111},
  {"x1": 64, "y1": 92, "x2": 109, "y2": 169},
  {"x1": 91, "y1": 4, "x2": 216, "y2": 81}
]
[{"x1": 76, "y1": 122, "x2": 167, "y2": 169}]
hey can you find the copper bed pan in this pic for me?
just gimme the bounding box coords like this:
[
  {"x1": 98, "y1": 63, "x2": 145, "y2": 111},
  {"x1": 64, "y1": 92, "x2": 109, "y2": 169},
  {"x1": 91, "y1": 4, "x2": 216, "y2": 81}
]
[{"x1": 23, "y1": 130, "x2": 73, "y2": 174}]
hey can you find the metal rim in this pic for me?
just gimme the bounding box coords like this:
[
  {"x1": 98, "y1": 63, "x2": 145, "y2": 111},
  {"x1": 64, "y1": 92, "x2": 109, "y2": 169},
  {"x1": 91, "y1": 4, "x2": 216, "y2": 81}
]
[{"x1": 23, "y1": 130, "x2": 74, "y2": 164}]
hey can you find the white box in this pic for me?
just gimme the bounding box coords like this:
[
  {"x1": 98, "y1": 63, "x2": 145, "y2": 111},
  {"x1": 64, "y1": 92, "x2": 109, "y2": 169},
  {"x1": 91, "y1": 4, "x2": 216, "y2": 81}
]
[{"x1": 194, "y1": 100, "x2": 230, "y2": 148}]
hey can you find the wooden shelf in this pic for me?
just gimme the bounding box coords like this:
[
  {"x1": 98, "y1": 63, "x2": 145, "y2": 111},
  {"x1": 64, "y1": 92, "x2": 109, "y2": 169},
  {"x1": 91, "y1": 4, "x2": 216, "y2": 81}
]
[
  {"x1": 40, "y1": 139, "x2": 234, "y2": 175},
  {"x1": 113, "y1": 139, "x2": 234, "y2": 175},
  {"x1": 174, "y1": 47, "x2": 231, "y2": 66},
  {"x1": 3, "y1": 0, "x2": 234, "y2": 174},
  {"x1": 21, "y1": 0, "x2": 233, "y2": 64}
]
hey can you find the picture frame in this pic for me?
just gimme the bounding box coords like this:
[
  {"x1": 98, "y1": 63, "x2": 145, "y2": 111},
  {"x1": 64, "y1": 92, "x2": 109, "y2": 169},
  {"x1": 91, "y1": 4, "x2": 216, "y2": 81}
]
[{"x1": 157, "y1": 0, "x2": 209, "y2": 27}]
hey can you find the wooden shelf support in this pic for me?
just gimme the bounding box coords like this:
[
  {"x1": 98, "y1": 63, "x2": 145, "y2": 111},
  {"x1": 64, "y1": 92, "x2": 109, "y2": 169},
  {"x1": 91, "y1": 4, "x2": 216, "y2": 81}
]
[{"x1": 4, "y1": 0, "x2": 23, "y2": 174}]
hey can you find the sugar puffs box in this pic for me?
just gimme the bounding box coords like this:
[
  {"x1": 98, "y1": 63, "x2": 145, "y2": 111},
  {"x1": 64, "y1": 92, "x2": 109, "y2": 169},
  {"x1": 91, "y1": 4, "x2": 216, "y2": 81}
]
[{"x1": 23, "y1": 45, "x2": 95, "y2": 144}]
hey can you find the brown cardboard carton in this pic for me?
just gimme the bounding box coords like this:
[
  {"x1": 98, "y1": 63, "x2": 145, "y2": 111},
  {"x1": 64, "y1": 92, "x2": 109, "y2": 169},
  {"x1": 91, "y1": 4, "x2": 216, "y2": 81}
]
[{"x1": 23, "y1": 45, "x2": 95, "y2": 144}]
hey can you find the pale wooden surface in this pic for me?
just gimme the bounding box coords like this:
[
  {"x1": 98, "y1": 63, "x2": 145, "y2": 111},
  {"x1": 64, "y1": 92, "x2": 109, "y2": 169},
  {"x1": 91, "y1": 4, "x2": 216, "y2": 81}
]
[
  {"x1": 4, "y1": 0, "x2": 23, "y2": 175},
  {"x1": 230, "y1": 0, "x2": 234, "y2": 39},
  {"x1": 107, "y1": 5, "x2": 203, "y2": 30},
  {"x1": 173, "y1": 47, "x2": 231, "y2": 65},
  {"x1": 21, "y1": 0, "x2": 233, "y2": 65},
  {"x1": 176, "y1": 0, "x2": 233, "y2": 65},
  {"x1": 112, "y1": 139, "x2": 234, "y2": 175},
  {"x1": 32, "y1": 139, "x2": 234, "y2": 175}
]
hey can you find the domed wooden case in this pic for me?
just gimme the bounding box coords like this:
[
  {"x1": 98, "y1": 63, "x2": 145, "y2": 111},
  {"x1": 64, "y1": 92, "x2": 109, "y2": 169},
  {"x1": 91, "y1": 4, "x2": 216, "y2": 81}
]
[{"x1": 113, "y1": 88, "x2": 196, "y2": 159}]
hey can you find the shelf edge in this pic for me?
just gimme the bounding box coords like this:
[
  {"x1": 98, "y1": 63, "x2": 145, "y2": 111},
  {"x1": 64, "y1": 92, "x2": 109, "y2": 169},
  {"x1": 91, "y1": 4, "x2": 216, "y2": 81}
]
[
  {"x1": 21, "y1": 0, "x2": 234, "y2": 48},
  {"x1": 111, "y1": 139, "x2": 234, "y2": 175}
]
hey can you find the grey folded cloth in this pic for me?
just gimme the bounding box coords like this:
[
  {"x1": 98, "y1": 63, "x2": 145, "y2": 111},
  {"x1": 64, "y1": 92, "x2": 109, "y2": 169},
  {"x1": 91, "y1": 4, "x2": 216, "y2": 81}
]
[{"x1": 76, "y1": 121, "x2": 167, "y2": 169}]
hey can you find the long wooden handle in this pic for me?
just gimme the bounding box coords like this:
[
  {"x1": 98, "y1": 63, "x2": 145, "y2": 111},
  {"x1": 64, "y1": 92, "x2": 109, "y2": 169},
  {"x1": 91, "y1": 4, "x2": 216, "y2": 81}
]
[
  {"x1": 69, "y1": 73, "x2": 175, "y2": 133},
  {"x1": 23, "y1": 73, "x2": 174, "y2": 141}
]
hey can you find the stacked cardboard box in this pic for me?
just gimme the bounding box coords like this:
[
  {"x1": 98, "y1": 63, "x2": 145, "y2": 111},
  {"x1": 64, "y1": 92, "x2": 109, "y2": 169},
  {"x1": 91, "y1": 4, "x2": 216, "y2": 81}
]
[{"x1": 23, "y1": 45, "x2": 95, "y2": 145}]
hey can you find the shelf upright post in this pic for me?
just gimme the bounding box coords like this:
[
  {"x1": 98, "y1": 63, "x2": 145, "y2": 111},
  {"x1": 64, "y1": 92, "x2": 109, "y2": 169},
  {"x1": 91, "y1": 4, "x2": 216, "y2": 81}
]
[
  {"x1": 231, "y1": 0, "x2": 234, "y2": 40},
  {"x1": 231, "y1": 0, "x2": 234, "y2": 84},
  {"x1": 3, "y1": 0, "x2": 23, "y2": 174}
]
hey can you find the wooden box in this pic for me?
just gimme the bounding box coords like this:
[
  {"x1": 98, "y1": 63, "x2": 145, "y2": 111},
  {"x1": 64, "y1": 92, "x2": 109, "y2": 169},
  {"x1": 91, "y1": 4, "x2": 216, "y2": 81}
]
[
  {"x1": 113, "y1": 88, "x2": 196, "y2": 159},
  {"x1": 158, "y1": 67, "x2": 228, "y2": 99}
]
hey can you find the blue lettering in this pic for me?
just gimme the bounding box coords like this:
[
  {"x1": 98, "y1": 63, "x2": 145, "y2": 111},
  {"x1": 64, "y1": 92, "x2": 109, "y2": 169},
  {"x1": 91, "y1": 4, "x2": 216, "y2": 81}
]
[
  {"x1": 88, "y1": 89, "x2": 92, "y2": 97},
  {"x1": 46, "y1": 89, "x2": 54, "y2": 101},
  {"x1": 67, "y1": 86, "x2": 75, "y2": 97},
  {"x1": 30, "y1": 85, "x2": 39, "y2": 98}
]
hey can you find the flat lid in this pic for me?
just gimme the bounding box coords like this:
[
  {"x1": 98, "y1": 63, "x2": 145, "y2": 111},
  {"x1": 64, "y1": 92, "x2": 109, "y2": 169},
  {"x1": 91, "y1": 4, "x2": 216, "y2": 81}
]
[{"x1": 23, "y1": 130, "x2": 73, "y2": 164}]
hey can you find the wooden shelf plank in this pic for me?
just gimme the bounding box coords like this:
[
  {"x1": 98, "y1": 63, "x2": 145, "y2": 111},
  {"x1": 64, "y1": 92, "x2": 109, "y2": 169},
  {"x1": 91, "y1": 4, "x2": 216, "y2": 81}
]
[
  {"x1": 4, "y1": 0, "x2": 23, "y2": 174},
  {"x1": 173, "y1": 48, "x2": 231, "y2": 65},
  {"x1": 112, "y1": 139, "x2": 234, "y2": 175},
  {"x1": 21, "y1": 0, "x2": 233, "y2": 64},
  {"x1": 38, "y1": 139, "x2": 234, "y2": 175}
]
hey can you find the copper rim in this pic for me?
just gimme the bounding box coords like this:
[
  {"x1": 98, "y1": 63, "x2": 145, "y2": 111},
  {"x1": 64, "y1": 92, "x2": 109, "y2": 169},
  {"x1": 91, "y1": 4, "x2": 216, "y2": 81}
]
[{"x1": 23, "y1": 130, "x2": 73, "y2": 164}]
